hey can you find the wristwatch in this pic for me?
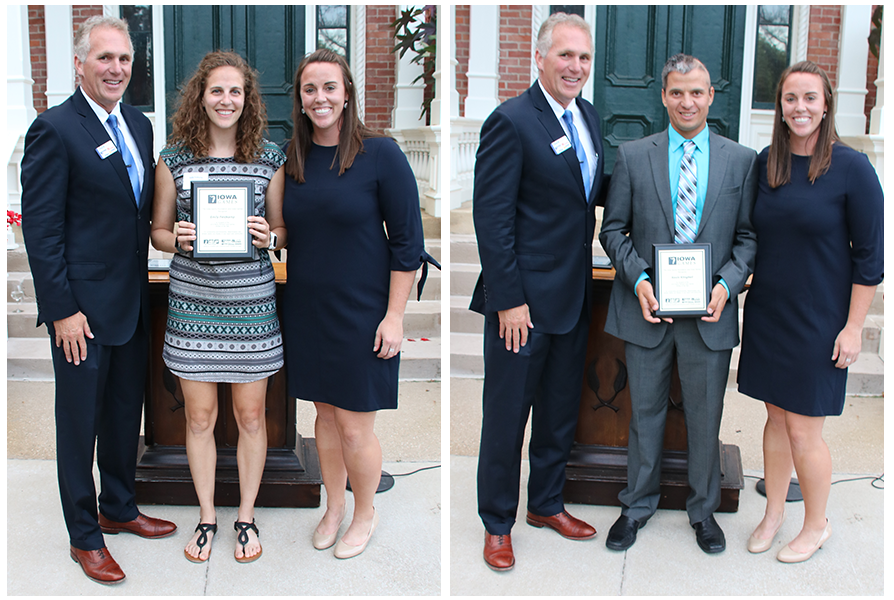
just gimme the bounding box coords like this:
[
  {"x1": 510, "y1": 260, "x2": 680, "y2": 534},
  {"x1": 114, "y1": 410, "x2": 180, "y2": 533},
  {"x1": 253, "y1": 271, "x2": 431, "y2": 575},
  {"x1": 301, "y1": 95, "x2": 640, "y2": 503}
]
[{"x1": 268, "y1": 232, "x2": 278, "y2": 250}]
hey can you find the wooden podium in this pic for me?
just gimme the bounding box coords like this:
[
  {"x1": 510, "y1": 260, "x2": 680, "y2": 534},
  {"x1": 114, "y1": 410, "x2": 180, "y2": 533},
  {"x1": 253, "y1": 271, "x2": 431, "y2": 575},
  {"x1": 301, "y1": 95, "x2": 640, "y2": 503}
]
[
  {"x1": 135, "y1": 263, "x2": 322, "y2": 507},
  {"x1": 563, "y1": 270, "x2": 743, "y2": 512}
]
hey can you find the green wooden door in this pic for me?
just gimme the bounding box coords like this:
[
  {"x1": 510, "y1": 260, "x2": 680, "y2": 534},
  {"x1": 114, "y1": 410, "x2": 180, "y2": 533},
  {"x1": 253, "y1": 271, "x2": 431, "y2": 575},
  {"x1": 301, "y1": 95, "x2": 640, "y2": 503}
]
[
  {"x1": 163, "y1": 6, "x2": 306, "y2": 145},
  {"x1": 593, "y1": 5, "x2": 746, "y2": 174}
]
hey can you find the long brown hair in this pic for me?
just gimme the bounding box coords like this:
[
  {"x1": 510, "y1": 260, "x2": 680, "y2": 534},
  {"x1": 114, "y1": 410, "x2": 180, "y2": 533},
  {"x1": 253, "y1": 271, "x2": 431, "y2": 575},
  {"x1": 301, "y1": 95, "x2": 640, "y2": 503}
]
[
  {"x1": 168, "y1": 50, "x2": 267, "y2": 163},
  {"x1": 767, "y1": 60, "x2": 840, "y2": 188},
  {"x1": 285, "y1": 49, "x2": 381, "y2": 183}
]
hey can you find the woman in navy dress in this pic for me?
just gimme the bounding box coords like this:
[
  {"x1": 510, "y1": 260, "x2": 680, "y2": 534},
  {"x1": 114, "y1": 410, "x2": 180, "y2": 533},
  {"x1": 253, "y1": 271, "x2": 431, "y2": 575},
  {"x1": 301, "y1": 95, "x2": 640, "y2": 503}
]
[
  {"x1": 737, "y1": 61, "x2": 883, "y2": 563},
  {"x1": 281, "y1": 49, "x2": 424, "y2": 559}
]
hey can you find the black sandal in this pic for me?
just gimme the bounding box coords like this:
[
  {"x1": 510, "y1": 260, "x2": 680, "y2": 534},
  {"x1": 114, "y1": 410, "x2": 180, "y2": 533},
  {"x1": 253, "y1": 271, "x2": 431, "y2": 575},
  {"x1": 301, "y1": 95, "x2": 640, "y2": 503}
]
[
  {"x1": 234, "y1": 519, "x2": 262, "y2": 563},
  {"x1": 184, "y1": 522, "x2": 217, "y2": 563}
]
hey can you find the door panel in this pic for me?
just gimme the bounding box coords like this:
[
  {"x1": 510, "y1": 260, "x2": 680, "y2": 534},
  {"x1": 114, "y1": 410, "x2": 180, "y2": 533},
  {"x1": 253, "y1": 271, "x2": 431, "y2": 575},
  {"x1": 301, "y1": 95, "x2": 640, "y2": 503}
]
[
  {"x1": 592, "y1": 5, "x2": 746, "y2": 174},
  {"x1": 164, "y1": 6, "x2": 306, "y2": 144}
]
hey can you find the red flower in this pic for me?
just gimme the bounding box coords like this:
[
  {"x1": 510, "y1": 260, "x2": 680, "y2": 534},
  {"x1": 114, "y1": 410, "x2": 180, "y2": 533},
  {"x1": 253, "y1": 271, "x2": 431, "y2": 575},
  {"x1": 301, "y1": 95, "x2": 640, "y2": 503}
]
[{"x1": 7, "y1": 210, "x2": 22, "y2": 227}]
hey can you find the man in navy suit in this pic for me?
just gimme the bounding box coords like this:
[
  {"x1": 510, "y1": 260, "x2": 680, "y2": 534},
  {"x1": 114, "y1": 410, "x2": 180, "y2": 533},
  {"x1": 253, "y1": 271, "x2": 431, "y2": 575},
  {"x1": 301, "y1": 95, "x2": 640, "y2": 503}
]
[
  {"x1": 21, "y1": 16, "x2": 175, "y2": 585},
  {"x1": 469, "y1": 12, "x2": 606, "y2": 571}
]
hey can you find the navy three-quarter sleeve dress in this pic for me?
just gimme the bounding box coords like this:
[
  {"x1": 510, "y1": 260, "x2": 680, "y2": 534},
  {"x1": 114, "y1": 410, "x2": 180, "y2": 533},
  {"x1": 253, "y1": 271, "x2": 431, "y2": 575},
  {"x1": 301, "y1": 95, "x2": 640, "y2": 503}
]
[
  {"x1": 281, "y1": 137, "x2": 423, "y2": 411},
  {"x1": 737, "y1": 144, "x2": 884, "y2": 416}
]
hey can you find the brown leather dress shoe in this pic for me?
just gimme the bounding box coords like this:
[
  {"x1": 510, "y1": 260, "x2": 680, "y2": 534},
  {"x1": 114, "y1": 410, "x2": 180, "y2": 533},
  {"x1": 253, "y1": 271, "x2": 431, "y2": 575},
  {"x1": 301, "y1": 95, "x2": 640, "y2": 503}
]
[
  {"x1": 70, "y1": 546, "x2": 126, "y2": 585},
  {"x1": 526, "y1": 510, "x2": 597, "y2": 540},
  {"x1": 99, "y1": 512, "x2": 177, "y2": 539},
  {"x1": 483, "y1": 532, "x2": 515, "y2": 571}
]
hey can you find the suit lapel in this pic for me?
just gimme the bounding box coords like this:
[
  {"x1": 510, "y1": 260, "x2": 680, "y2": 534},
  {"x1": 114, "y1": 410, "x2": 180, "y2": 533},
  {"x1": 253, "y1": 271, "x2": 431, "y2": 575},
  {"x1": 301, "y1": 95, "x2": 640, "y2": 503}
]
[
  {"x1": 73, "y1": 89, "x2": 137, "y2": 206},
  {"x1": 649, "y1": 131, "x2": 675, "y2": 236},
  {"x1": 698, "y1": 131, "x2": 727, "y2": 237},
  {"x1": 531, "y1": 82, "x2": 588, "y2": 202}
]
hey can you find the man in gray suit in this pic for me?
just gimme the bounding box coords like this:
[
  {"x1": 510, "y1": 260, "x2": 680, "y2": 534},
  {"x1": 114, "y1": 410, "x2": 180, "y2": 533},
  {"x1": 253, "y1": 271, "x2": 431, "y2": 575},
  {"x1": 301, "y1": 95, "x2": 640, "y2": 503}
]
[{"x1": 599, "y1": 54, "x2": 757, "y2": 553}]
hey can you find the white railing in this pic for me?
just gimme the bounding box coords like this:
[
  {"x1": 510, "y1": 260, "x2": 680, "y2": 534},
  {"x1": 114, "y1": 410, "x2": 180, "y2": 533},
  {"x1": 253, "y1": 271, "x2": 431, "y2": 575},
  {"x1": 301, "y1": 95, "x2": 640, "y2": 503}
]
[
  {"x1": 449, "y1": 117, "x2": 482, "y2": 211},
  {"x1": 388, "y1": 125, "x2": 442, "y2": 218}
]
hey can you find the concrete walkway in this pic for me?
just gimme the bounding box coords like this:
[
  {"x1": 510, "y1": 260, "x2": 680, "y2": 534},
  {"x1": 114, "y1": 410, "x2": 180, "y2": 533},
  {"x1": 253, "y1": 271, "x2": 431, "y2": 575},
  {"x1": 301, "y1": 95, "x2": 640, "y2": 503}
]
[
  {"x1": 450, "y1": 379, "x2": 884, "y2": 596},
  {"x1": 6, "y1": 380, "x2": 441, "y2": 596}
]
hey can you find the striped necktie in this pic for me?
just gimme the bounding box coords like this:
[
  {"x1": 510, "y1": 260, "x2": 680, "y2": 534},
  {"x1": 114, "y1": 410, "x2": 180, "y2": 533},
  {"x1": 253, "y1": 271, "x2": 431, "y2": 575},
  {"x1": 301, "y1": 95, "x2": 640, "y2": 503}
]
[
  {"x1": 107, "y1": 114, "x2": 141, "y2": 206},
  {"x1": 562, "y1": 110, "x2": 591, "y2": 200},
  {"x1": 674, "y1": 140, "x2": 698, "y2": 243}
]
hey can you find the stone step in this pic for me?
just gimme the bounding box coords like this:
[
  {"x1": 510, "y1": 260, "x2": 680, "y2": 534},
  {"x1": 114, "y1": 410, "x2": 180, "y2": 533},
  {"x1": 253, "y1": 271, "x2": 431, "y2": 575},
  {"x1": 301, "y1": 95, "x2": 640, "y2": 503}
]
[
  {"x1": 7, "y1": 337, "x2": 54, "y2": 381},
  {"x1": 6, "y1": 273, "x2": 36, "y2": 302},
  {"x1": 416, "y1": 265, "x2": 441, "y2": 301},
  {"x1": 7, "y1": 335, "x2": 441, "y2": 382},
  {"x1": 450, "y1": 234, "x2": 480, "y2": 265},
  {"x1": 450, "y1": 203, "x2": 475, "y2": 236},
  {"x1": 7, "y1": 247, "x2": 30, "y2": 272},
  {"x1": 450, "y1": 332, "x2": 484, "y2": 378},
  {"x1": 451, "y1": 295, "x2": 483, "y2": 334},
  {"x1": 403, "y1": 300, "x2": 441, "y2": 339},
  {"x1": 424, "y1": 238, "x2": 441, "y2": 264},
  {"x1": 450, "y1": 263, "x2": 479, "y2": 297}
]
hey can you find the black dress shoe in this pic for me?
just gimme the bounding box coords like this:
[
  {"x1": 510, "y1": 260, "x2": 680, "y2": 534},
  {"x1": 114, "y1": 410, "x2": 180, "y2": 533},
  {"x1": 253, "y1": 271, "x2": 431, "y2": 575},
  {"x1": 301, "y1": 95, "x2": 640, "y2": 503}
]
[
  {"x1": 692, "y1": 515, "x2": 725, "y2": 553},
  {"x1": 606, "y1": 515, "x2": 645, "y2": 551}
]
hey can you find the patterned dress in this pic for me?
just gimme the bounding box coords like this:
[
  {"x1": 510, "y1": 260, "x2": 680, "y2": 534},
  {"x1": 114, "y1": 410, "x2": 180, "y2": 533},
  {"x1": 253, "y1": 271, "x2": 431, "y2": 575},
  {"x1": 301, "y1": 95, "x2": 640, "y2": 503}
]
[{"x1": 160, "y1": 141, "x2": 285, "y2": 383}]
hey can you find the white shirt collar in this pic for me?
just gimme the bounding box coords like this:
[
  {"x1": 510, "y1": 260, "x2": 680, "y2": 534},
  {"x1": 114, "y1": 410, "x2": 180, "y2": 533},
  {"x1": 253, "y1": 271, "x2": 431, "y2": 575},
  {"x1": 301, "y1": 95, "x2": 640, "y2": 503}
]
[
  {"x1": 538, "y1": 79, "x2": 581, "y2": 123},
  {"x1": 79, "y1": 86, "x2": 124, "y2": 126}
]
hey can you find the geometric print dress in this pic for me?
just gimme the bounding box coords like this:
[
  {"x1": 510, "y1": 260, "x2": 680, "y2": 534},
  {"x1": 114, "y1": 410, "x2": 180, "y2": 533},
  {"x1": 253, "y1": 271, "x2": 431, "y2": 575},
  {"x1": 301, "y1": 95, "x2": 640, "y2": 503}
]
[{"x1": 159, "y1": 141, "x2": 285, "y2": 383}]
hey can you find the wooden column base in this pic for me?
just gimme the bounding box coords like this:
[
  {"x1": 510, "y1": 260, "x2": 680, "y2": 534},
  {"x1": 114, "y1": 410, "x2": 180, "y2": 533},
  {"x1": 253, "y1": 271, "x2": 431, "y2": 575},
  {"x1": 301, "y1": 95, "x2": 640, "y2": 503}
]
[
  {"x1": 563, "y1": 443, "x2": 744, "y2": 512},
  {"x1": 134, "y1": 436, "x2": 322, "y2": 508}
]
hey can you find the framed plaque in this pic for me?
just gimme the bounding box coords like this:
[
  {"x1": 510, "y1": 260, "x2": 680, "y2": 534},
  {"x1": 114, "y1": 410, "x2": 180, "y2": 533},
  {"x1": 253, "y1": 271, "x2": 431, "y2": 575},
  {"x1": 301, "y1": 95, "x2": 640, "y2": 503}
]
[
  {"x1": 652, "y1": 243, "x2": 712, "y2": 317},
  {"x1": 191, "y1": 180, "x2": 255, "y2": 260}
]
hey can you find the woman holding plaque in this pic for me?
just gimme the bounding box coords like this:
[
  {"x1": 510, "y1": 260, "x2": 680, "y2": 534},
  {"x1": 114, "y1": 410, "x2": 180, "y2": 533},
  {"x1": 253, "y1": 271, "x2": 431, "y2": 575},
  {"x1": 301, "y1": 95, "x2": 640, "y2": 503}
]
[
  {"x1": 150, "y1": 50, "x2": 287, "y2": 564},
  {"x1": 281, "y1": 49, "x2": 425, "y2": 559},
  {"x1": 737, "y1": 61, "x2": 883, "y2": 563}
]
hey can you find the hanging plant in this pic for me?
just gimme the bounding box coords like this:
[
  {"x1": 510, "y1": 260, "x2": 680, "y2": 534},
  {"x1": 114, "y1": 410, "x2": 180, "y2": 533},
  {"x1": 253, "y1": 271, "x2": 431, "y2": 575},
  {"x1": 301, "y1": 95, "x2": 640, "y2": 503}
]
[{"x1": 391, "y1": 5, "x2": 437, "y2": 123}]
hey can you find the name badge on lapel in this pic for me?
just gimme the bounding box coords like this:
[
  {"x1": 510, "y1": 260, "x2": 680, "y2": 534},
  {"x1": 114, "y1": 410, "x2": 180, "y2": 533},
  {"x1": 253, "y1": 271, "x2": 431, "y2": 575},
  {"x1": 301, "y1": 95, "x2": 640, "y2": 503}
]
[
  {"x1": 95, "y1": 140, "x2": 118, "y2": 160},
  {"x1": 550, "y1": 136, "x2": 572, "y2": 155}
]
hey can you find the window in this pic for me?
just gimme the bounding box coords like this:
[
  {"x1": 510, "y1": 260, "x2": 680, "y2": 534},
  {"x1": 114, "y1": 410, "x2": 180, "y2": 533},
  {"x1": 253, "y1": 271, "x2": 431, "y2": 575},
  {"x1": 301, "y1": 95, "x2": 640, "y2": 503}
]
[
  {"x1": 551, "y1": 6, "x2": 585, "y2": 18},
  {"x1": 121, "y1": 5, "x2": 154, "y2": 112},
  {"x1": 317, "y1": 5, "x2": 349, "y2": 61},
  {"x1": 752, "y1": 5, "x2": 792, "y2": 109}
]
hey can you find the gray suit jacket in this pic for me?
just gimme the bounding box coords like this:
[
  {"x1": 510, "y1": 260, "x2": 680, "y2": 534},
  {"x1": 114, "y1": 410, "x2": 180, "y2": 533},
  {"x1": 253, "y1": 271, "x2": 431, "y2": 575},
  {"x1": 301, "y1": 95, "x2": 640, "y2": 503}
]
[{"x1": 599, "y1": 129, "x2": 757, "y2": 351}]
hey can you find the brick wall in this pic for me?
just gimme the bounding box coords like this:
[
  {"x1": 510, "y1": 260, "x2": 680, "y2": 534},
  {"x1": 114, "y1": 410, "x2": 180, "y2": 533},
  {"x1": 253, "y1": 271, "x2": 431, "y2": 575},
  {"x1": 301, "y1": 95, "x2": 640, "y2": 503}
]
[
  {"x1": 28, "y1": 5, "x2": 47, "y2": 113},
  {"x1": 863, "y1": 5, "x2": 880, "y2": 133},
  {"x1": 364, "y1": 5, "x2": 398, "y2": 135},
  {"x1": 498, "y1": 6, "x2": 534, "y2": 103},
  {"x1": 806, "y1": 5, "x2": 841, "y2": 90},
  {"x1": 455, "y1": 6, "x2": 470, "y2": 117}
]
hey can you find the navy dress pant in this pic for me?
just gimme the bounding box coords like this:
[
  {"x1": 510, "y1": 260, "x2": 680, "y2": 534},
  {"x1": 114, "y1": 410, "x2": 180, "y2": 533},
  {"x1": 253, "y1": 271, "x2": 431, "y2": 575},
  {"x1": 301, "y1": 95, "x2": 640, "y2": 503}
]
[
  {"x1": 52, "y1": 321, "x2": 147, "y2": 550},
  {"x1": 477, "y1": 305, "x2": 589, "y2": 535}
]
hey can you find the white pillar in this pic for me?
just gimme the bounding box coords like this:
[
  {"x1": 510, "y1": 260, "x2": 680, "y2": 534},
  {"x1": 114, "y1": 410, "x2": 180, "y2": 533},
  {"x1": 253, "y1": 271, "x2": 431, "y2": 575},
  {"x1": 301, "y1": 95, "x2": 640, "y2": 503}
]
[
  {"x1": 834, "y1": 5, "x2": 871, "y2": 136},
  {"x1": 449, "y1": 5, "x2": 460, "y2": 120},
  {"x1": 869, "y1": 23, "x2": 884, "y2": 136},
  {"x1": 429, "y1": 6, "x2": 442, "y2": 127},
  {"x1": 392, "y1": 5, "x2": 426, "y2": 129},
  {"x1": 45, "y1": 5, "x2": 74, "y2": 109},
  {"x1": 7, "y1": 5, "x2": 36, "y2": 250},
  {"x1": 6, "y1": 5, "x2": 36, "y2": 149},
  {"x1": 464, "y1": 5, "x2": 500, "y2": 120}
]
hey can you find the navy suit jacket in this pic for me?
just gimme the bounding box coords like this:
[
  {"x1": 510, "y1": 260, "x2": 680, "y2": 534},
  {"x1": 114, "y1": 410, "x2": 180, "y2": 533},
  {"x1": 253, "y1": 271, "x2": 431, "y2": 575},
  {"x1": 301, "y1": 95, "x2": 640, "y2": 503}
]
[
  {"x1": 21, "y1": 88, "x2": 155, "y2": 346},
  {"x1": 470, "y1": 82, "x2": 606, "y2": 335}
]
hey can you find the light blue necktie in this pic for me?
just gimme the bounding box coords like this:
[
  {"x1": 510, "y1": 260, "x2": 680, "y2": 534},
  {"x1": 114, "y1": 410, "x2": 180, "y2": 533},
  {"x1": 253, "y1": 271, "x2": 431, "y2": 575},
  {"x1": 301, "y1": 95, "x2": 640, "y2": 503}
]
[
  {"x1": 675, "y1": 140, "x2": 698, "y2": 243},
  {"x1": 562, "y1": 109, "x2": 591, "y2": 200},
  {"x1": 107, "y1": 114, "x2": 141, "y2": 206}
]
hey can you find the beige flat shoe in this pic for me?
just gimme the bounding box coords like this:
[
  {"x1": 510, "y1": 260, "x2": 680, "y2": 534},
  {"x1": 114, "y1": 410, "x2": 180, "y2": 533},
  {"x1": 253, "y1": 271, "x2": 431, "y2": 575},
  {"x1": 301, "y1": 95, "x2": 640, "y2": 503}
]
[
  {"x1": 313, "y1": 505, "x2": 346, "y2": 550},
  {"x1": 777, "y1": 520, "x2": 831, "y2": 563},
  {"x1": 747, "y1": 512, "x2": 785, "y2": 554},
  {"x1": 334, "y1": 509, "x2": 379, "y2": 559}
]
